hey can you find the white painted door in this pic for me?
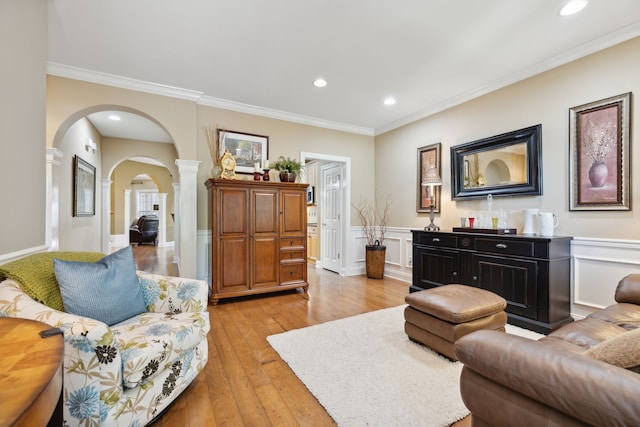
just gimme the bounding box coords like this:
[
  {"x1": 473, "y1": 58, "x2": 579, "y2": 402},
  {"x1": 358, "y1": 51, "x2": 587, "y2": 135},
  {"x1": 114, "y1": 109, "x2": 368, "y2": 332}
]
[{"x1": 321, "y1": 163, "x2": 342, "y2": 273}]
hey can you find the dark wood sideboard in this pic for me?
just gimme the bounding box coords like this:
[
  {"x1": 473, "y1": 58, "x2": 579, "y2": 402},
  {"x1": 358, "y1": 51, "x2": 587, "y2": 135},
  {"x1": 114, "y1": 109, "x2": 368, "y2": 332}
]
[{"x1": 411, "y1": 230, "x2": 574, "y2": 334}]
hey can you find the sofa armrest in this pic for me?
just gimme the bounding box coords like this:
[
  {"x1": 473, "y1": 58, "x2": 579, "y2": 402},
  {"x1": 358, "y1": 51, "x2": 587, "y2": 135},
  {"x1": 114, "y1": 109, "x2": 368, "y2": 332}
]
[
  {"x1": 455, "y1": 330, "x2": 640, "y2": 426},
  {"x1": 615, "y1": 274, "x2": 640, "y2": 304},
  {"x1": 137, "y1": 272, "x2": 209, "y2": 313},
  {"x1": 0, "y1": 280, "x2": 125, "y2": 409}
]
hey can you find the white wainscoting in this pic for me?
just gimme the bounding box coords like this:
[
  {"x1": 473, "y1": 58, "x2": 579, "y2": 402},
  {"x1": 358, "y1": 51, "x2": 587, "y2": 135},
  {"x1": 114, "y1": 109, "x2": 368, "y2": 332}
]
[
  {"x1": 571, "y1": 237, "x2": 640, "y2": 319},
  {"x1": 196, "y1": 230, "x2": 212, "y2": 285},
  {"x1": 348, "y1": 226, "x2": 414, "y2": 283},
  {"x1": 193, "y1": 229, "x2": 639, "y2": 321}
]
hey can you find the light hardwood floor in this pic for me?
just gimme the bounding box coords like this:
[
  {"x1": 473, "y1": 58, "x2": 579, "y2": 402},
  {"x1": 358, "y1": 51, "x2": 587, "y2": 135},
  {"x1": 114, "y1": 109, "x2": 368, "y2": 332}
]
[{"x1": 131, "y1": 246, "x2": 470, "y2": 427}]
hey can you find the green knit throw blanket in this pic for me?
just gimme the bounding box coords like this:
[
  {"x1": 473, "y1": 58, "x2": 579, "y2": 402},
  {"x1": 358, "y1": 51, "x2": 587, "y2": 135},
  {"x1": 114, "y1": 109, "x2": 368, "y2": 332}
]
[{"x1": 0, "y1": 251, "x2": 105, "y2": 312}]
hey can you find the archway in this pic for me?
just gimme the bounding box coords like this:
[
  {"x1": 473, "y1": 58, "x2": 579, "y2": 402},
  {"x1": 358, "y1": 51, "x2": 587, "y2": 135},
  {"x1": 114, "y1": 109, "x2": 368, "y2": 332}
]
[{"x1": 48, "y1": 106, "x2": 179, "y2": 257}]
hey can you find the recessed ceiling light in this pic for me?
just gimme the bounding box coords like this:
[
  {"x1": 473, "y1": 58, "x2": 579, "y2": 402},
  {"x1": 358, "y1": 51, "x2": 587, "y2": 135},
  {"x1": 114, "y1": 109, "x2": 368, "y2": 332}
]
[
  {"x1": 384, "y1": 97, "x2": 396, "y2": 106},
  {"x1": 558, "y1": 0, "x2": 588, "y2": 16},
  {"x1": 108, "y1": 114, "x2": 121, "y2": 121},
  {"x1": 313, "y1": 78, "x2": 327, "y2": 88}
]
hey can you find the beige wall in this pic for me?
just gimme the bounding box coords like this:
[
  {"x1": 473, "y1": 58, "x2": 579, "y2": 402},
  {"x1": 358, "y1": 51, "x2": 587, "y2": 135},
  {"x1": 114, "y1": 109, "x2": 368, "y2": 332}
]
[
  {"x1": 375, "y1": 36, "x2": 640, "y2": 240},
  {"x1": 47, "y1": 76, "x2": 198, "y2": 161},
  {"x1": 45, "y1": 76, "x2": 375, "y2": 249},
  {"x1": 195, "y1": 105, "x2": 375, "y2": 229},
  {"x1": 57, "y1": 118, "x2": 103, "y2": 251},
  {"x1": 0, "y1": 0, "x2": 47, "y2": 255}
]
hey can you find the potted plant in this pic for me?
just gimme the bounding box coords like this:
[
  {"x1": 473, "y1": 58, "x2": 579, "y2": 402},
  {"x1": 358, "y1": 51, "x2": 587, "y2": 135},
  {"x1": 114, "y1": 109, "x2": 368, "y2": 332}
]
[
  {"x1": 270, "y1": 155, "x2": 303, "y2": 182},
  {"x1": 352, "y1": 195, "x2": 391, "y2": 279}
]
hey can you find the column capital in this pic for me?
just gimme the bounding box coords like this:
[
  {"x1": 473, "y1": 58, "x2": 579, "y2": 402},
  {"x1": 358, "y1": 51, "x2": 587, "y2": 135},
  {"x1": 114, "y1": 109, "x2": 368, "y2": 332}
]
[{"x1": 175, "y1": 159, "x2": 200, "y2": 173}]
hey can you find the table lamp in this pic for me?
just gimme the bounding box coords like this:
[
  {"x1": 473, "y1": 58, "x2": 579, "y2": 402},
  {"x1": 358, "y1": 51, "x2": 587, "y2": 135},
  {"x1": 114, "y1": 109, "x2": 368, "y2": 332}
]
[{"x1": 422, "y1": 166, "x2": 442, "y2": 231}]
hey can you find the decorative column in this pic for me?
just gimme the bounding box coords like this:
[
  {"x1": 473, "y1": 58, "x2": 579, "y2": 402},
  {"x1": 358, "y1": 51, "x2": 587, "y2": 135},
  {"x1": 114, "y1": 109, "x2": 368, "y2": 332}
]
[
  {"x1": 101, "y1": 180, "x2": 111, "y2": 254},
  {"x1": 123, "y1": 189, "x2": 131, "y2": 246},
  {"x1": 172, "y1": 182, "x2": 181, "y2": 263},
  {"x1": 46, "y1": 148, "x2": 64, "y2": 250},
  {"x1": 158, "y1": 193, "x2": 167, "y2": 247},
  {"x1": 175, "y1": 159, "x2": 200, "y2": 278}
]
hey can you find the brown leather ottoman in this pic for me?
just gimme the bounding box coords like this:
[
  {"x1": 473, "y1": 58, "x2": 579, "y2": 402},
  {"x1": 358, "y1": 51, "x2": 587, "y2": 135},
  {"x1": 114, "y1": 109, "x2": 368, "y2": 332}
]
[{"x1": 404, "y1": 284, "x2": 507, "y2": 360}]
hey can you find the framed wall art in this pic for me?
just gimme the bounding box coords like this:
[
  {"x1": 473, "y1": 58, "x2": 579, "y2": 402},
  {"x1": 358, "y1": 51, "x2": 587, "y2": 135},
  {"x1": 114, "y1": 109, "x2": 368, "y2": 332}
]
[
  {"x1": 569, "y1": 92, "x2": 631, "y2": 211},
  {"x1": 73, "y1": 155, "x2": 96, "y2": 217},
  {"x1": 417, "y1": 143, "x2": 442, "y2": 213},
  {"x1": 218, "y1": 129, "x2": 269, "y2": 174}
]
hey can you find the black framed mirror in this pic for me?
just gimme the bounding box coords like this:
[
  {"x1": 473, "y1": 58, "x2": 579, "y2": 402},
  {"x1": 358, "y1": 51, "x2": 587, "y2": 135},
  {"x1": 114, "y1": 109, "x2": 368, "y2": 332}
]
[{"x1": 451, "y1": 124, "x2": 542, "y2": 200}]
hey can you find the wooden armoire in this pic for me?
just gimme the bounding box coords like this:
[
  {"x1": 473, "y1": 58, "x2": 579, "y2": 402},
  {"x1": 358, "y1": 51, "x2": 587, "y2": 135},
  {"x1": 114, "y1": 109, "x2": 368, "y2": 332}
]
[{"x1": 206, "y1": 179, "x2": 309, "y2": 305}]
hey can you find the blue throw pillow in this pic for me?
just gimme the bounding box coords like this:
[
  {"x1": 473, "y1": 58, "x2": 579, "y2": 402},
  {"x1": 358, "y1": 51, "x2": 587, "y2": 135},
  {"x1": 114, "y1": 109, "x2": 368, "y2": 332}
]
[{"x1": 53, "y1": 246, "x2": 147, "y2": 326}]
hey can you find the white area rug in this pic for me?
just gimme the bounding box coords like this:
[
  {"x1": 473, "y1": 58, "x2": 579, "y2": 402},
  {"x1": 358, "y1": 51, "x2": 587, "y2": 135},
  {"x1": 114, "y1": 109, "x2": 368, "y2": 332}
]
[{"x1": 267, "y1": 305, "x2": 543, "y2": 427}]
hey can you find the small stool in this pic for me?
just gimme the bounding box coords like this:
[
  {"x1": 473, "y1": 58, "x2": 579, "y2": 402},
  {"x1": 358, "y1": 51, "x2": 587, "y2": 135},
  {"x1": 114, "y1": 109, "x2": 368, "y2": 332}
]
[{"x1": 404, "y1": 284, "x2": 507, "y2": 361}]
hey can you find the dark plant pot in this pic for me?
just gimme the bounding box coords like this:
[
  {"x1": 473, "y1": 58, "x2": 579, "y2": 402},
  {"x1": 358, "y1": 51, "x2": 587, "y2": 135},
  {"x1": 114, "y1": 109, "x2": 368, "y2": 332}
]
[
  {"x1": 279, "y1": 172, "x2": 297, "y2": 182},
  {"x1": 365, "y1": 244, "x2": 386, "y2": 279}
]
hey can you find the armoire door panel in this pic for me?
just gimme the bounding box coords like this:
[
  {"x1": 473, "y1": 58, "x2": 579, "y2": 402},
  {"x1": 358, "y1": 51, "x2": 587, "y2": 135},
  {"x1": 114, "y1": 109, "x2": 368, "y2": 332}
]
[
  {"x1": 252, "y1": 237, "x2": 279, "y2": 287},
  {"x1": 280, "y1": 190, "x2": 305, "y2": 235},
  {"x1": 220, "y1": 238, "x2": 249, "y2": 290},
  {"x1": 252, "y1": 190, "x2": 278, "y2": 234},
  {"x1": 220, "y1": 189, "x2": 247, "y2": 235}
]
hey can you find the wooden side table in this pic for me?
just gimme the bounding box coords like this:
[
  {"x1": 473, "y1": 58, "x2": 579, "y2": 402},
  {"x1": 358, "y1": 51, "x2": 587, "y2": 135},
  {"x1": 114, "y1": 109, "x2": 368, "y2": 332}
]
[{"x1": 0, "y1": 317, "x2": 64, "y2": 427}]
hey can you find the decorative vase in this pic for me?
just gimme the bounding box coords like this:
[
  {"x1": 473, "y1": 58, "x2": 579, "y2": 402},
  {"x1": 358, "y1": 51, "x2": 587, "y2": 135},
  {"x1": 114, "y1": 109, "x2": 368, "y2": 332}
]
[
  {"x1": 211, "y1": 165, "x2": 222, "y2": 179},
  {"x1": 365, "y1": 241, "x2": 386, "y2": 279},
  {"x1": 588, "y1": 162, "x2": 608, "y2": 188}
]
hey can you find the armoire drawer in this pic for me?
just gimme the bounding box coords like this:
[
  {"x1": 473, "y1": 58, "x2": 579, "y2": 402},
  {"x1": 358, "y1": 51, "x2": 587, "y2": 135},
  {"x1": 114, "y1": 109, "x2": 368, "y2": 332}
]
[
  {"x1": 280, "y1": 262, "x2": 305, "y2": 282},
  {"x1": 281, "y1": 250, "x2": 305, "y2": 261}
]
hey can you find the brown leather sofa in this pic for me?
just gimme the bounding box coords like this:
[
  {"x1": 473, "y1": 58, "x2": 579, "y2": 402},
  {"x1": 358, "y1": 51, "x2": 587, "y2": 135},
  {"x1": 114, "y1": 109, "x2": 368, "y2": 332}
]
[{"x1": 455, "y1": 274, "x2": 640, "y2": 427}]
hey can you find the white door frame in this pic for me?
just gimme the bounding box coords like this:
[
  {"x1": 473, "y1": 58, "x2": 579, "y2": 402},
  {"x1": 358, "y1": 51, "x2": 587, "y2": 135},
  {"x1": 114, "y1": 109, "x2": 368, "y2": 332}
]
[{"x1": 300, "y1": 152, "x2": 350, "y2": 276}]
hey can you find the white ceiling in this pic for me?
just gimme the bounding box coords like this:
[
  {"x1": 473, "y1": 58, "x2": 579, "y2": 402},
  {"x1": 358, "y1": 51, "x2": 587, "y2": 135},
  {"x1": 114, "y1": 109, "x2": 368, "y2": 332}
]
[{"x1": 48, "y1": 0, "x2": 640, "y2": 137}]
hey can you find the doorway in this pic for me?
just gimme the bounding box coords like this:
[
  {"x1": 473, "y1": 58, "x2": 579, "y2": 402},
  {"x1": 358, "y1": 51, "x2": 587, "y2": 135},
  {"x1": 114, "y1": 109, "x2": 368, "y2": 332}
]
[{"x1": 300, "y1": 152, "x2": 350, "y2": 275}]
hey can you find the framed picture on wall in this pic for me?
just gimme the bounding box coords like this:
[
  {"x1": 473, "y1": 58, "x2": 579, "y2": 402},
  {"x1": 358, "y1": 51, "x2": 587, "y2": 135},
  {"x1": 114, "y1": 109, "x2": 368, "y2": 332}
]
[
  {"x1": 73, "y1": 155, "x2": 96, "y2": 217},
  {"x1": 417, "y1": 143, "x2": 442, "y2": 213},
  {"x1": 218, "y1": 129, "x2": 269, "y2": 174},
  {"x1": 569, "y1": 92, "x2": 631, "y2": 211}
]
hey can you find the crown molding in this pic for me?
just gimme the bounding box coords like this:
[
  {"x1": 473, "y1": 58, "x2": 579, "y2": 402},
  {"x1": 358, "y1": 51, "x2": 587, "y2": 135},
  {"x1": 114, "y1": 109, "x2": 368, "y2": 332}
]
[
  {"x1": 47, "y1": 62, "x2": 204, "y2": 102},
  {"x1": 198, "y1": 95, "x2": 374, "y2": 136},
  {"x1": 375, "y1": 21, "x2": 640, "y2": 135},
  {"x1": 46, "y1": 62, "x2": 374, "y2": 136}
]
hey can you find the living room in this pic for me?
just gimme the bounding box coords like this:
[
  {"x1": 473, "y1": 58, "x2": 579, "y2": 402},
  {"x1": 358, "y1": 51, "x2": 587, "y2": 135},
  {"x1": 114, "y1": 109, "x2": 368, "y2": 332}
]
[
  {"x1": 2, "y1": 1, "x2": 640, "y2": 426},
  {"x1": 6, "y1": 2, "x2": 638, "y2": 316}
]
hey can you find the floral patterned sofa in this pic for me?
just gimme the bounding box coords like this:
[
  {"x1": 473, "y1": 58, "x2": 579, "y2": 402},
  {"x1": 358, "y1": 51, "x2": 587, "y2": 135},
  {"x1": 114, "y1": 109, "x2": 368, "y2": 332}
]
[{"x1": 0, "y1": 251, "x2": 210, "y2": 427}]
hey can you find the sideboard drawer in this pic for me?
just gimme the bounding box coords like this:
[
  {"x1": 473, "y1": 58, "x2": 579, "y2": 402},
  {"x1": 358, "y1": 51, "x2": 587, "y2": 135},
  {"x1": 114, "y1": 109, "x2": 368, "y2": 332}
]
[
  {"x1": 475, "y1": 238, "x2": 534, "y2": 257},
  {"x1": 414, "y1": 233, "x2": 457, "y2": 248}
]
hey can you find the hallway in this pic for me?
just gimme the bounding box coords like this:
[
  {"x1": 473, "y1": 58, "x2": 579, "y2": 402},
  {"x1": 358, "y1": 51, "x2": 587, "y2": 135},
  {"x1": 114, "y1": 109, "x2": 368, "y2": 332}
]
[{"x1": 130, "y1": 244, "x2": 179, "y2": 276}]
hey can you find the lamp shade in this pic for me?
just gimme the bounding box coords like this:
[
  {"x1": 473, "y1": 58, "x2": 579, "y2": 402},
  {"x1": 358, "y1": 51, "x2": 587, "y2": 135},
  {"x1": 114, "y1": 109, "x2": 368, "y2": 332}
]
[{"x1": 421, "y1": 166, "x2": 442, "y2": 186}]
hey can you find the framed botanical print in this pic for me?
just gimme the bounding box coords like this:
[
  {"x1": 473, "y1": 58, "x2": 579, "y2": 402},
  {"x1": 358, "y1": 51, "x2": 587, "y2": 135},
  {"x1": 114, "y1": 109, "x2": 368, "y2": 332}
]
[{"x1": 569, "y1": 92, "x2": 631, "y2": 210}]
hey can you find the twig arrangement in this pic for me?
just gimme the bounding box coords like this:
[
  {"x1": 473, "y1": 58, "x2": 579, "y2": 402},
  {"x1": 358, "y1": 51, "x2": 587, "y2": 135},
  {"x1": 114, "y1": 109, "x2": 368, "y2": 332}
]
[
  {"x1": 352, "y1": 195, "x2": 391, "y2": 246},
  {"x1": 204, "y1": 125, "x2": 222, "y2": 167},
  {"x1": 585, "y1": 119, "x2": 615, "y2": 164}
]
